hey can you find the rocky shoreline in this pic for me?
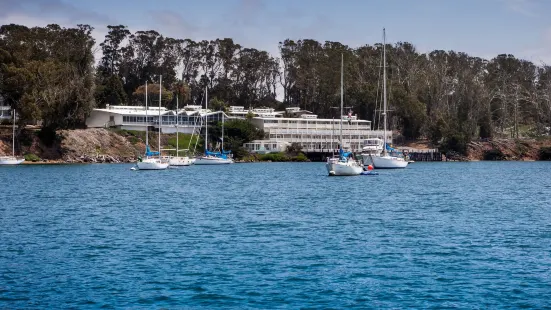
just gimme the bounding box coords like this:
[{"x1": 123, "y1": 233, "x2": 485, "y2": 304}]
[{"x1": 2, "y1": 128, "x2": 551, "y2": 164}]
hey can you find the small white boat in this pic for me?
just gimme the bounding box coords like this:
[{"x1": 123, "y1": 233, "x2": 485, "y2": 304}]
[
  {"x1": 168, "y1": 95, "x2": 192, "y2": 167},
  {"x1": 169, "y1": 156, "x2": 192, "y2": 166},
  {"x1": 0, "y1": 109, "x2": 25, "y2": 166},
  {"x1": 0, "y1": 156, "x2": 25, "y2": 165},
  {"x1": 194, "y1": 86, "x2": 234, "y2": 165},
  {"x1": 324, "y1": 54, "x2": 362, "y2": 176},
  {"x1": 371, "y1": 154, "x2": 408, "y2": 169},
  {"x1": 326, "y1": 155, "x2": 363, "y2": 176},
  {"x1": 370, "y1": 28, "x2": 408, "y2": 170},
  {"x1": 137, "y1": 157, "x2": 169, "y2": 170},
  {"x1": 195, "y1": 155, "x2": 233, "y2": 165},
  {"x1": 360, "y1": 138, "x2": 384, "y2": 166},
  {"x1": 134, "y1": 78, "x2": 168, "y2": 170}
]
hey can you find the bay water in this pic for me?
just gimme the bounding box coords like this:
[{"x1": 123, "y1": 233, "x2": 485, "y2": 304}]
[{"x1": 1, "y1": 162, "x2": 550, "y2": 308}]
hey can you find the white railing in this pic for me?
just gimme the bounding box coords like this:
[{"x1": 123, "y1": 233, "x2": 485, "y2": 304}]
[{"x1": 266, "y1": 129, "x2": 371, "y2": 136}]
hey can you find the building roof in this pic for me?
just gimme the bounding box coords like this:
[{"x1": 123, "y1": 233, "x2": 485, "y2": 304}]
[
  {"x1": 90, "y1": 104, "x2": 370, "y2": 123},
  {"x1": 252, "y1": 116, "x2": 371, "y2": 123},
  {"x1": 95, "y1": 105, "x2": 173, "y2": 116}
]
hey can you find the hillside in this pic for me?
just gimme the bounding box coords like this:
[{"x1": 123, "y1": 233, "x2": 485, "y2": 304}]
[
  {"x1": 466, "y1": 138, "x2": 551, "y2": 161},
  {"x1": 0, "y1": 128, "x2": 155, "y2": 163}
]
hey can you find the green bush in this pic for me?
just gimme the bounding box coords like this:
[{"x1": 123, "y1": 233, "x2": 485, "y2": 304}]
[
  {"x1": 24, "y1": 153, "x2": 41, "y2": 162},
  {"x1": 294, "y1": 153, "x2": 309, "y2": 162},
  {"x1": 258, "y1": 152, "x2": 289, "y2": 162}
]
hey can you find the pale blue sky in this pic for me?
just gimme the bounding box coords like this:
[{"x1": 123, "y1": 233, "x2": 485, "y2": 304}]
[{"x1": 1, "y1": 0, "x2": 550, "y2": 63}]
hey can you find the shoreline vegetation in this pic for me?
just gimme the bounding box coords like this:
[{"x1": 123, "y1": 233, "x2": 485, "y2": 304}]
[{"x1": 1, "y1": 23, "x2": 551, "y2": 163}]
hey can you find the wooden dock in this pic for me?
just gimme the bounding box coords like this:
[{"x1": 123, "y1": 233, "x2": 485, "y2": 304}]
[{"x1": 406, "y1": 151, "x2": 443, "y2": 162}]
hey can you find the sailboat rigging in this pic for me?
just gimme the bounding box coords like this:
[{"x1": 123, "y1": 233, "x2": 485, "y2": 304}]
[
  {"x1": 194, "y1": 86, "x2": 234, "y2": 165},
  {"x1": 325, "y1": 54, "x2": 363, "y2": 176},
  {"x1": 0, "y1": 109, "x2": 25, "y2": 165},
  {"x1": 136, "y1": 77, "x2": 169, "y2": 170},
  {"x1": 369, "y1": 28, "x2": 409, "y2": 169}
]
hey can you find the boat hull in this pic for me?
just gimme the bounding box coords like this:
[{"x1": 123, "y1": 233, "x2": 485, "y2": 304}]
[
  {"x1": 137, "y1": 159, "x2": 169, "y2": 170},
  {"x1": 194, "y1": 156, "x2": 233, "y2": 165},
  {"x1": 0, "y1": 157, "x2": 25, "y2": 165},
  {"x1": 371, "y1": 155, "x2": 408, "y2": 169},
  {"x1": 169, "y1": 156, "x2": 192, "y2": 166},
  {"x1": 325, "y1": 161, "x2": 363, "y2": 176},
  {"x1": 359, "y1": 154, "x2": 375, "y2": 166}
]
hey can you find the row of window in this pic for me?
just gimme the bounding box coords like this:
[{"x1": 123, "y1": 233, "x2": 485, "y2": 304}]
[
  {"x1": 244, "y1": 144, "x2": 280, "y2": 151},
  {"x1": 268, "y1": 134, "x2": 365, "y2": 140},
  {"x1": 244, "y1": 143, "x2": 363, "y2": 151},
  {"x1": 262, "y1": 119, "x2": 369, "y2": 124},
  {"x1": 122, "y1": 115, "x2": 222, "y2": 124}
]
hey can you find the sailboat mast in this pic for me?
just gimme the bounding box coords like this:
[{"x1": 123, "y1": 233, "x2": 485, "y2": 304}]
[
  {"x1": 221, "y1": 111, "x2": 224, "y2": 151},
  {"x1": 145, "y1": 81, "x2": 148, "y2": 149},
  {"x1": 382, "y1": 28, "x2": 388, "y2": 156},
  {"x1": 12, "y1": 109, "x2": 15, "y2": 157},
  {"x1": 158, "y1": 75, "x2": 162, "y2": 156},
  {"x1": 340, "y1": 53, "x2": 343, "y2": 150},
  {"x1": 331, "y1": 117, "x2": 334, "y2": 154},
  {"x1": 176, "y1": 95, "x2": 179, "y2": 156},
  {"x1": 205, "y1": 86, "x2": 208, "y2": 153}
]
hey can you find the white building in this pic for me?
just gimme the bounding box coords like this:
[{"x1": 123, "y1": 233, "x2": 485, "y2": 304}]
[
  {"x1": 0, "y1": 97, "x2": 12, "y2": 121},
  {"x1": 227, "y1": 106, "x2": 284, "y2": 119},
  {"x1": 0, "y1": 105, "x2": 12, "y2": 121},
  {"x1": 86, "y1": 104, "x2": 391, "y2": 153},
  {"x1": 243, "y1": 113, "x2": 389, "y2": 154},
  {"x1": 85, "y1": 104, "x2": 223, "y2": 134}
]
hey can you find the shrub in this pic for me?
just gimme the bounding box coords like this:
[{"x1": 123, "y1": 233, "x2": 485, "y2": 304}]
[
  {"x1": 24, "y1": 153, "x2": 41, "y2": 162},
  {"x1": 294, "y1": 153, "x2": 309, "y2": 162},
  {"x1": 258, "y1": 152, "x2": 289, "y2": 162}
]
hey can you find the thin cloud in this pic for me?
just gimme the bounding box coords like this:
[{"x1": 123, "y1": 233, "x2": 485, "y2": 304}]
[
  {"x1": 149, "y1": 10, "x2": 201, "y2": 39},
  {"x1": 499, "y1": 0, "x2": 538, "y2": 16},
  {"x1": 0, "y1": 0, "x2": 112, "y2": 24}
]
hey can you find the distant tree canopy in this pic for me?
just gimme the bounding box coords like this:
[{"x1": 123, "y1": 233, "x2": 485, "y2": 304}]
[
  {"x1": 0, "y1": 24, "x2": 96, "y2": 130},
  {"x1": 2, "y1": 23, "x2": 551, "y2": 154}
]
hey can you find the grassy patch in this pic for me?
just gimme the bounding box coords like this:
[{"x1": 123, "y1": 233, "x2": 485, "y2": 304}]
[
  {"x1": 166, "y1": 133, "x2": 202, "y2": 155},
  {"x1": 111, "y1": 129, "x2": 146, "y2": 144}
]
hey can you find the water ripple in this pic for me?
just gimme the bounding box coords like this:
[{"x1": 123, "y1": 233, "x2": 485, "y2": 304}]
[{"x1": 0, "y1": 162, "x2": 550, "y2": 308}]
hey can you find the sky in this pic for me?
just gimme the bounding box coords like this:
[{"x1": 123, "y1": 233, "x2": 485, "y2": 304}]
[{"x1": 0, "y1": 0, "x2": 550, "y2": 64}]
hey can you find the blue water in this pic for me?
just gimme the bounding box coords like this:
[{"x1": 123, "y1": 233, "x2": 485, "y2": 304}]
[{"x1": 1, "y1": 162, "x2": 551, "y2": 308}]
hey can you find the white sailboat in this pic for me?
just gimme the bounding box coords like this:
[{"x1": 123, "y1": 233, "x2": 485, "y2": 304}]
[
  {"x1": 168, "y1": 95, "x2": 192, "y2": 166},
  {"x1": 370, "y1": 28, "x2": 408, "y2": 169},
  {"x1": 136, "y1": 78, "x2": 169, "y2": 170},
  {"x1": 195, "y1": 87, "x2": 234, "y2": 165},
  {"x1": 360, "y1": 137, "x2": 384, "y2": 166},
  {"x1": 325, "y1": 54, "x2": 363, "y2": 176},
  {"x1": 0, "y1": 109, "x2": 25, "y2": 165}
]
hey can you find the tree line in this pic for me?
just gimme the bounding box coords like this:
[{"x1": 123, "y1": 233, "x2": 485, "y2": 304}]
[{"x1": 1, "y1": 23, "x2": 550, "y2": 153}]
